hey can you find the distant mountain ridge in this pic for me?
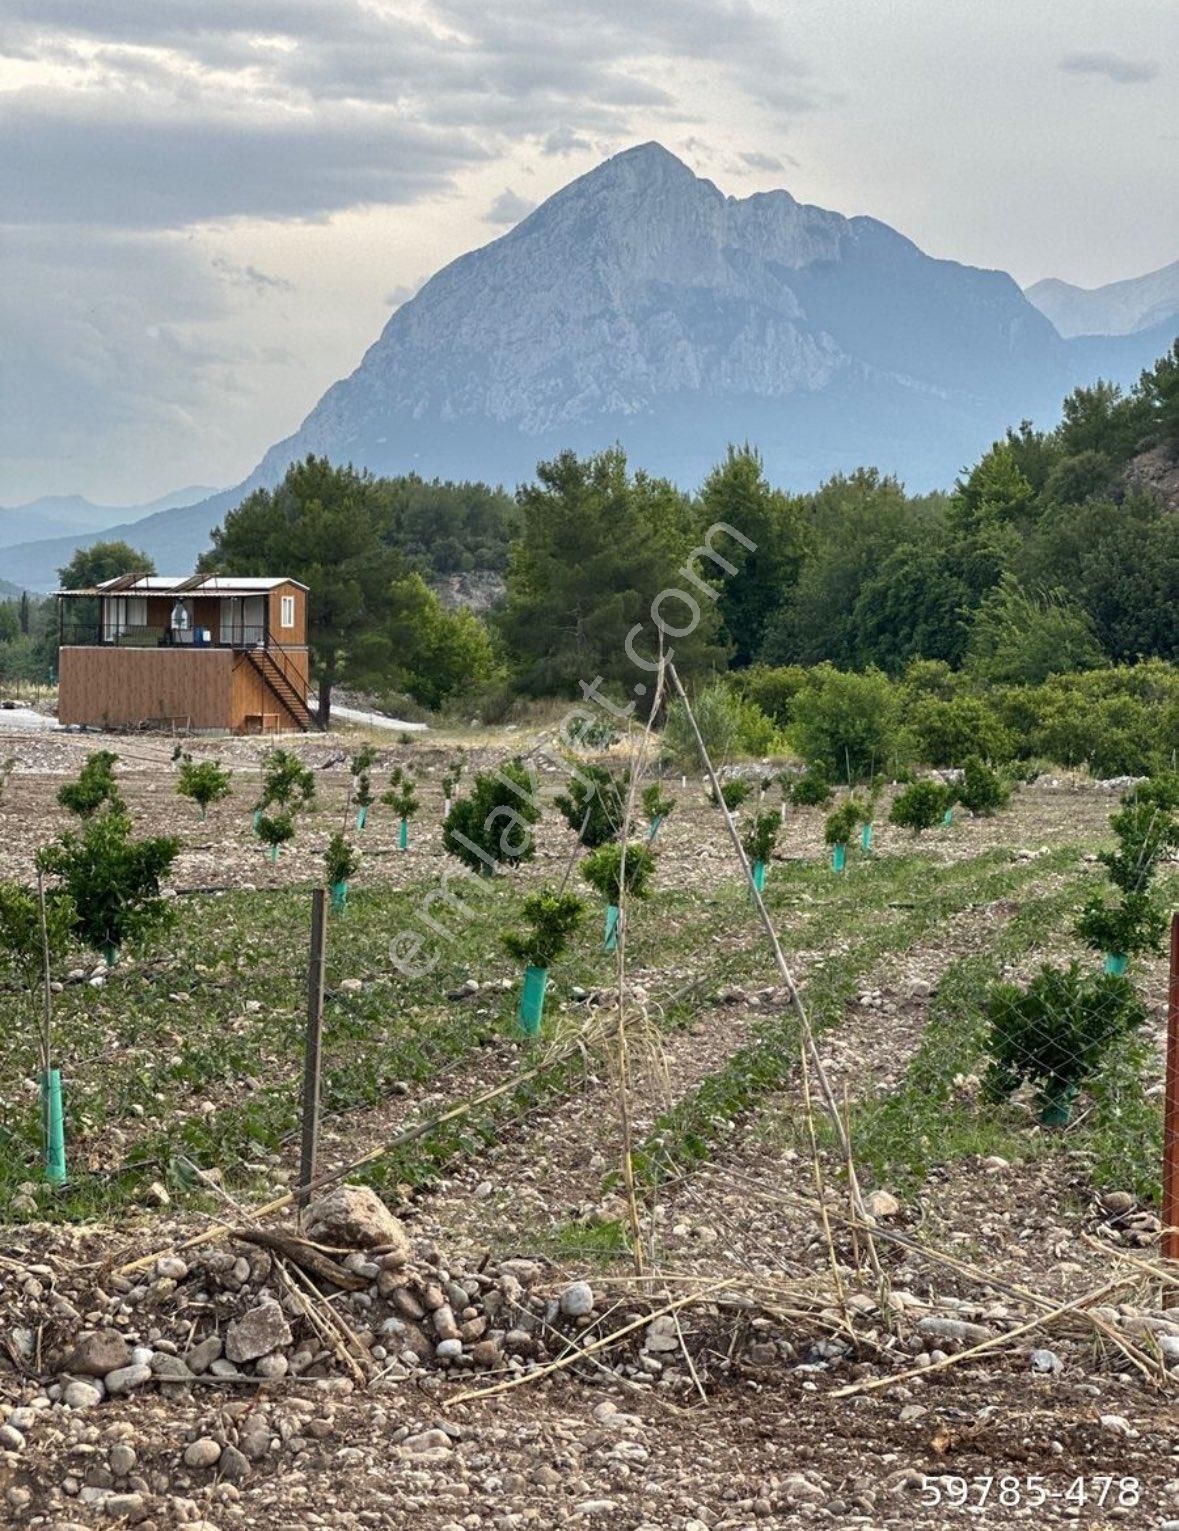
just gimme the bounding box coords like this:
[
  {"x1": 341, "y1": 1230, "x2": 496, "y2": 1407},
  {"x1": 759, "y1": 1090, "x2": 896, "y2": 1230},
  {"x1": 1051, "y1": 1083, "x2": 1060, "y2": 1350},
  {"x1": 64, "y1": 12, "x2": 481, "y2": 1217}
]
[
  {"x1": 1026, "y1": 259, "x2": 1179, "y2": 339},
  {"x1": 0, "y1": 485, "x2": 219, "y2": 558},
  {"x1": 4, "y1": 143, "x2": 1176, "y2": 593}
]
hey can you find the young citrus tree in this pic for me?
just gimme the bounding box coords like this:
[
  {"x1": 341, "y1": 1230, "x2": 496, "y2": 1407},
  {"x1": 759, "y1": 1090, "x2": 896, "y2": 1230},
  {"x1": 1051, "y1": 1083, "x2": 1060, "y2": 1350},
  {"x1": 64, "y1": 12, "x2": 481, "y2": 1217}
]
[
  {"x1": 58, "y1": 750, "x2": 122, "y2": 818},
  {"x1": 443, "y1": 760, "x2": 542, "y2": 875},
  {"x1": 175, "y1": 756, "x2": 232, "y2": 820}
]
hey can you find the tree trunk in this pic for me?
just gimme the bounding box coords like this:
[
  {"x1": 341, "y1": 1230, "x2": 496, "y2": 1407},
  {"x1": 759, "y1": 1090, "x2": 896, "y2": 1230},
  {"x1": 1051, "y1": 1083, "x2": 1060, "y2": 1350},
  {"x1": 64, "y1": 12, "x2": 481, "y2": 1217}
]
[{"x1": 318, "y1": 669, "x2": 333, "y2": 730}]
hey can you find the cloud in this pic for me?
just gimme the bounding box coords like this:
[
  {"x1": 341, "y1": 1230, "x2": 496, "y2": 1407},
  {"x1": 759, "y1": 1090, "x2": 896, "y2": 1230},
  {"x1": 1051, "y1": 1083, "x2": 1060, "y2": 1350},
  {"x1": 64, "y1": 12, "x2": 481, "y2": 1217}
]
[
  {"x1": 211, "y1": 257, "x2": 293, "y2": 293},
  {"x1": 483, "y1": 188, "x2": 537, "y2": 226},
  {"x1": 542, "y1": 126, "x2": 593, "y2": 156},
  {"x1": 740, "y1": 149, "x2": 786, "y2": 172},
  {"x1": 1059, "y1": 51, "x2": 1160, "y2": 85}
]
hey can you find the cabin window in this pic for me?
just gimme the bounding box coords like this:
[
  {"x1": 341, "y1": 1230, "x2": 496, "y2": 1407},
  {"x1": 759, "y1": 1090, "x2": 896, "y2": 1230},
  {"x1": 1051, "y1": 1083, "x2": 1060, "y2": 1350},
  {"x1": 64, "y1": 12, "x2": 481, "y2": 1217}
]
[{"x1": 280, "y1": 594, "x2": 295, "y2": 628}]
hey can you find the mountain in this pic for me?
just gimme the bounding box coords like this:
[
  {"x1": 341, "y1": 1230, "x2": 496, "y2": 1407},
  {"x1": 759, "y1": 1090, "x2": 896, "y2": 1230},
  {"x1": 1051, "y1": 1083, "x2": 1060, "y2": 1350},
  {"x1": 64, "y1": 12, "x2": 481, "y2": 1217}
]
[
  {"x1": 0, "y1": 485, "x2": 220, "y2": 553},
  {"x1": 1026, "y1": 259, "x2": 1179, "y2": 339},
  {"x1": 4, "y1": 144, "x2": 1176, "y2": 592}
]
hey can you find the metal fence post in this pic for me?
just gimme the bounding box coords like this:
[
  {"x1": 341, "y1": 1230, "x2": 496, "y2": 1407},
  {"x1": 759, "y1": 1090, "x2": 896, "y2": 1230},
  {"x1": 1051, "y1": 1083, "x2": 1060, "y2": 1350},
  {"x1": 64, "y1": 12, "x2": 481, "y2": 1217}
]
[{"x1": 298, "y1": 887, "x2": 328, "y2": 1212}]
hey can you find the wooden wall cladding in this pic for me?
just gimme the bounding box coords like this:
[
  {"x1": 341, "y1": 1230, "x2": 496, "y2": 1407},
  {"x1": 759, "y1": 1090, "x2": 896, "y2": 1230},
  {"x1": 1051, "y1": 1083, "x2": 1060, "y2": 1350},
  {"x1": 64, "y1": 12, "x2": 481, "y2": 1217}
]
[{"x1": 58, "y1": 648, "x2": 235, "y2": 729}]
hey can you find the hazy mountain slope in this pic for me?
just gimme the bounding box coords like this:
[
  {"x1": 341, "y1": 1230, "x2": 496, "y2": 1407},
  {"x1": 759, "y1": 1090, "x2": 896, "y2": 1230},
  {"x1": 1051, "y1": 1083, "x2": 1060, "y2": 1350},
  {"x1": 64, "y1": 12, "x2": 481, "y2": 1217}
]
[
  {"x1": 1027, "y1": 260, "x2": 1179, "y2": 338},
  {"x1": 0, "y1": 485, "x2": 219, "y2": 552}
]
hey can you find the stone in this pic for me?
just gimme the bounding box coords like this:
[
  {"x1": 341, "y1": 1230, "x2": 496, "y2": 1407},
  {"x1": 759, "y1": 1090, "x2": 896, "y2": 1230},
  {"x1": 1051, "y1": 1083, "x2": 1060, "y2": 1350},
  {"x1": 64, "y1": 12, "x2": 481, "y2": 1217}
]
[
  {"x1": 400, "y1": 1428, "x2": 453, "y2": 1455},
  {"x1": 559, "y1": 1281, "x2": 594, "y2": 1318},
  {"x1": 63, "y1": 1380, "x2": 104, "y2": 1410},
  {"x1": 0, "y1": 1423, "x2": 24, "y2": 1451},
  {"x1": 109, "y1": 1444, "x2": 137, "y2": 1477},
  {"x1": 1100, "y1": 1414, "x2": 1134, "y2": 1437},
  {"x1": 68, "y1": 1330, "x2": 131, "y2": 1377},
  {"x1": 916, "y1": 1316, "x2": 992, "y2": 1346},
  {"x1": 863, "y1": 1189, "x2": 900, "y2": 1219},
  {"x1": 185, "y1": 1336, "x2": 222, "y2": 1374},
  {"x1": 471, "y1": 1339, "x2": 501, "y2": 1367},
  {"x1": 392, "y1": 1288, "x2": 425, "y2": 1320},
  {"x1": 1029, "y1": 1349, "x2": 1062, "y2": 1374},
  {"x1": 150, "y1": 1354, "x2": 195, "y2": 1383},
  {"x1": 432, "y1": 1305, "x2": 460, "y2": 1341},
  {"x1": 225, "y1": 1300, "x2": 293, "y2": 1364},
  {"x1": 156, "y1": 1256, "x2": 189, "y2": 1281},
  {"x1": 303, "y1": 1184, "x2": 411, "y2": 1257},
  {"x1": 103, "y1": 1363, "x2": 152, "y2": 1396},
  {"x1": 1102, "y1": 1191, "x2": 1135, "y2": 1217},
  {"x1": 104, "y1": 1493, "x2": 145, "y2": 1519},
  {"x1": 435, "y1": 1339, "x2": 464, "y2": 1361},
  {"x1": 218, "y1": 1444, "x2": 250, "y2": 1483},
  {"x1": 184, "y1": 1437, "x2": 223, "y2": 1469},
  {"x1": 643, "y1": 1316, "x2": 681, "y2": 1353},
  {"x1": 255, "y1": 1352, "x2": 289, "y2": 1379}
]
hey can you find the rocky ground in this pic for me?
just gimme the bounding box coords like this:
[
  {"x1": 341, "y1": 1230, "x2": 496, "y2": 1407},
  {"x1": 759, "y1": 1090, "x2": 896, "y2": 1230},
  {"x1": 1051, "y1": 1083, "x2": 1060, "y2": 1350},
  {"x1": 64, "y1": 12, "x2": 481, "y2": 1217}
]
[{"x1": 2, "y1": 729, "x2": 1177, "y2": 1528}]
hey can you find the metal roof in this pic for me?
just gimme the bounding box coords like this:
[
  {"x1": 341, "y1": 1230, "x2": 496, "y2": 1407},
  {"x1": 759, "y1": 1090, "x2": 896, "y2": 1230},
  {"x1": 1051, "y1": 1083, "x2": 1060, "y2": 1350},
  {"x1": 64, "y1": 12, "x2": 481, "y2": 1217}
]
[{"x1": 55, "y1": 574, "x2": 309, "y2": 597}]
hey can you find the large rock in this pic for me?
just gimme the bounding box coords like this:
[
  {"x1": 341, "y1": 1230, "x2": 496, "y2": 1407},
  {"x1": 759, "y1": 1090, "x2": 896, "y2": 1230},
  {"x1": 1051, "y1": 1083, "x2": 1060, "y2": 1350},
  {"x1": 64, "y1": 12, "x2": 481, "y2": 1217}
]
[
  {"x1": 225, "y1": 1300, "x2": 293, "y2": 1364},
  {"x1": 67, "y1": 1330, "x2": 131, "y2": 1377},
  {"x1": 304, "y1": 1184, "x2": 410, "y2": 1257}
]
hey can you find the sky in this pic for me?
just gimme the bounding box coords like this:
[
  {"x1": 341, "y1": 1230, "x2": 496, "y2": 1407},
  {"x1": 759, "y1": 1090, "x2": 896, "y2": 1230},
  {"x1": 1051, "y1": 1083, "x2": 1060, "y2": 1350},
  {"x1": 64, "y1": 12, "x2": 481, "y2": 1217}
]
[{"x1": 1, "y1": 0, "x2": 1175, "y2": 506}]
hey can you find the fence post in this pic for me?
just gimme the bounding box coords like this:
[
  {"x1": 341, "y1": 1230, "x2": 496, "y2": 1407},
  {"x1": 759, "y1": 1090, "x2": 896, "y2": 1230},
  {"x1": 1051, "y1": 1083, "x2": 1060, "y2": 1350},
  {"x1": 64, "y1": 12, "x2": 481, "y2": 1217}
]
[
  {"x1": 298, "y1": 887, "x2": 328, "y2": 1213},
  {"x1": 1164, "y1": 912, "x2": 1179, "y2": 1270}
]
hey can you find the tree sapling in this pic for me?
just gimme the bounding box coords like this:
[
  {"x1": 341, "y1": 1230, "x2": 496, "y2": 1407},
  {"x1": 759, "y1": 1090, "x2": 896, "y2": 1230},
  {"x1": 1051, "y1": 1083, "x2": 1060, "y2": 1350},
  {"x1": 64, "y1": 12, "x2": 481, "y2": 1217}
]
[
  {"x1": 502, "y1": 890, "x2": 585, "y2": 1033},
  {"x1": 580, "y1": 840, "x2": 656, "y2": 951},
  {"x1": 382, "y1": 766, "x2": 419, "y2": 849},
  {"x1": 443, "y1": 759, "x2": 542, "y2": 876},
  {"x1": 555, "y1": 762, "x2": 629, "y2": 848},
  {"x1": 824, "y1": 799, "x2": 861, "y2": 872},
  {"x1": 888, "y1": 779, "x2": 956, "y2": 835},
  {"x1": 325, "y1": 831, "x2": 360, "y2": 911},
  {"x1": 741, "y1": 809, "x2": 780, "y2": 891},
  {"x1": 175, "y1": 755, "x2": 232, "y2": 821},
  {"x1": 642, "y1": 781, "x2": 675, "y2": 841},
  {"x1": 57, "y1": 750, "x2": 122, "y2": 818}
]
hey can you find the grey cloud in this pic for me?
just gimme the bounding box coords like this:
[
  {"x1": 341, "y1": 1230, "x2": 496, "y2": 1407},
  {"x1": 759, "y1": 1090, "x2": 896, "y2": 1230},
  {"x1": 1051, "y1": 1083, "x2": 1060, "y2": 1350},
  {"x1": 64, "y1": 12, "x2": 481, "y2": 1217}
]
[
  {"x1": 1059, "y1": 51, "x2": 1160, "y2": 84},
  {"x1": 211, "y1": 257, "x2": 293, "y2": 293},
  {"x1": 0, "y1": 92, "x2": 488, "y2": 227},
  {"x1": 542, "y1": 127, "x2": 592, "y2": 156},
  {"x1": 484, "y1": 189, "x2": 537, "y2": 226},
  {"x1": 739, "y1": 150, "x2": 786, "y2": 172}
]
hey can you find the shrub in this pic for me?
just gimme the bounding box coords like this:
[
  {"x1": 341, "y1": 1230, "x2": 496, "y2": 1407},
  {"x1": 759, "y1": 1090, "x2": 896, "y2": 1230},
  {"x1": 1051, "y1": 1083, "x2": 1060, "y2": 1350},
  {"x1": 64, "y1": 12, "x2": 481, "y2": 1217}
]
[
  {"x1": 641, "y1": 782, "x2": 675, "y2": 823},
  {"x1": 983, "y1": 963, "x2": 1146, "y2": 1110},
  {"x1": 1076, "y1": 892, "x2": 1167, "y2": 959},
  {"x1": 733, "y1": 664, "x2": 810, "y2": 728},
  {"x1": 502, "y1": 891, "x2": 585, "y2": 968},
  {"x1": 790, "y1": 665, "x2": 902, "y2": 781},
  {"x1": 443, "y1": 759, "x2": 542, "y2": 874},
  {"x1": 58, "y1": 750, "x2": 122, "y2": 818},
  {"x1": 566, "y1": 714, "x2": 619, "y2": 750},
  {"x1": 709, "y1": 778, "x2": 751, "y2": 812},
  {"x1": 555, "y1": 763, "x2": 628, "y2": 848},
  {"x1": 175, "y1": 756, "x2": 232, "y2": 818},
  {"x1": 0, "y1": 883, "x2": 75, "y2": 995},
  {"x1": 824, "y1": 800, "x2": 861, "y2": 847},
  {"x1": 906, "y1": 694, "x2": 1013, "y2": 767},
  {"x1": 1100, "y1": 797, "x2": 1179, "y2": 894},
  {"x1": 580, "y1": 841, "x2": 657, "y2": 904},
  {"x1": 789, "y1": 768, "x2": 833, "y2": 808},
  {"x1": 259, "y1": 748, "x2": 315, "y2": 811},
  {"x1": 889, "y1": 779, "x2": 955, "y2": 833},
  {"x1": 441, "y1": 755, "x2": 466, "y2": 806},
  {"x1": 324, "y1": 832, "x2": 360, "y2": 887},
  {"x1": 256, "y1": 812, "x2": 296, "y2": 856},
  {"x1": 662, "y1": 681, "x2": 741, "y2": 766},
  {"x1": 957, "y1": 755, "x2": 1011, "y2": 815},
  {"x1": 741, "y1": 810, "x2": 780, "y2": 865},
  {"x1": 733, "y1": 696, "x2": 780, "y2": 756},
  {"x1": 382, "y1": 766, "x2": 419, "y2": 820},
  {"x1": 349, "y1": 744, "x2": 379, "y2": 779},
  {"x1": 36, "y1": 809, "x2": 179, "y2": 961}
]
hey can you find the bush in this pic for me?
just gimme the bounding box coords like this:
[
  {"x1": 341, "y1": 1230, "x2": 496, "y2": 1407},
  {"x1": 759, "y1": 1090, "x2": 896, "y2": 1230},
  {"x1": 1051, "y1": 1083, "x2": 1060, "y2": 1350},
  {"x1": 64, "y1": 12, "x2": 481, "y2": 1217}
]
[
  {"x1": 824, "y1": 800, "x2": 861, "y2": 847},
  {"x1": 662, "y1": 681, "x2": 741, "y2": 766},
  {"x1": 256, "y1": 812, "x2": 296, "y2": 855},
  {"x1": 709, "y1": 777, "x2": 752, "y2": 813},
  {"x1": 381, "y1": 766, "x2": 419, "y2": 820},
  {"x1": 555, "y1": 763, "x2": 629, "y2": 848},
  {"x1": 36, "y1": 809, "x2": 179, "y2": 961},
  {"x1": 443, "y1": 759, "x2": 542, "y2": 874},
  {"x1": 789, "y1": 768, "x2": 833, "y2": 808},
  {"x1": 957, "y1": 755, "x2": 1011, "y2": 815},
  {"x1": 176, "y1": 756, "x2": 232, "y2": 817},
  {"x1": 732, "y1": 696, "x2": 781, "y2": 756},
  {"x1": 580, "y1": 841, "x2": 657, "y2": 904},
  {"x1": 58, "y1": 750, "x2": 122, "y2": 818},
  {"x1": 733, "y1": 665, "x2": 810, "y2": 728},
  {"x1": 889, "y1": 779, "x2": 955, "y2": 833},
  {"x1": 502, "y1": 891, "x2": 585, "y2": 968},
  {"x1": 983, "y1": 963, "x2": 1146, "y2": 1110},
  {"x1": 741, "y1": 810, "x2": 780, "y2": 864},
  {"x1": 259, "y1": 748, "x2": 315, "y2": 811},
  {"x1": 324, "y1": 832, "x2": 360, "y2": 887},
  {"x1": 1076, "y1": 892, "x2": 1167, "y2": 959},
  {"x1": 790, "y1": 665, "x2": 902, "y2": 781},
  {"x1": 906, "y1": 694, "x2": 1013, "y2": 767},
  {"x1": 641, "y1": 782, "x2": 675, "y2": 823}
]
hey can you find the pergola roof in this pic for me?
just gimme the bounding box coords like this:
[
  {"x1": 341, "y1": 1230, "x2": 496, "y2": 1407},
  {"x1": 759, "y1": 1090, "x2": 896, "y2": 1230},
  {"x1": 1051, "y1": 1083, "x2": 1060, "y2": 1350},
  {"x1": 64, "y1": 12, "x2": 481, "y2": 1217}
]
[{"x1": 56, "y1": 574, "x2": 308, "y2": 598}]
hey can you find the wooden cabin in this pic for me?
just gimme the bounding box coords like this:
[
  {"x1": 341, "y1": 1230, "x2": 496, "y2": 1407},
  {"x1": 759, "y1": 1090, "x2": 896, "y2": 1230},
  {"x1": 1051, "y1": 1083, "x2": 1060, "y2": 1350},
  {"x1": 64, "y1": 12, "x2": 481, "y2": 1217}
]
[{"x1": 56, "y1": 574, "x2": 318, "y2": 733}]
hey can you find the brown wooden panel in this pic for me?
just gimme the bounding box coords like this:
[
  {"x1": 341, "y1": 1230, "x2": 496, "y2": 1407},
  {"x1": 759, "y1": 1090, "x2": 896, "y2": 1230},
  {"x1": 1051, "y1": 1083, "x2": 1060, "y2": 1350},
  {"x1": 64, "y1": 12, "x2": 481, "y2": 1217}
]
[
  {"x1": 58, "y1": 648, "x2": 234, "y2": 729},
  {"x1": 269, "y1": 582, "x2": 306, "y2": 645}
]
